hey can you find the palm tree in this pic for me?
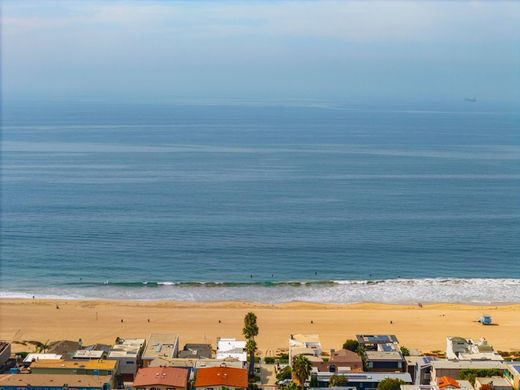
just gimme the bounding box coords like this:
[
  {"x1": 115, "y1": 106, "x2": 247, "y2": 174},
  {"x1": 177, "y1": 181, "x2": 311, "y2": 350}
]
[
  {"x1": 34, "y1": 340, "x2": 50, "y2": 353},
  {"x1": 243, "y1": 312, "x2": 259, "y2": 378},
  {"x1": 292, "y1": 355, "x2": 312, "y2": 388}
]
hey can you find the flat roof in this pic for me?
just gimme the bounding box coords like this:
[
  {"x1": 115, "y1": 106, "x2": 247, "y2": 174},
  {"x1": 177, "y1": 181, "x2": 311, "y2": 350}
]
[
  {"x1": 432, "y1": 360, "x2": 504, "y2": 369},
  {"x1": 23, "y1": 353, "x2": 62, "y2": 363},
  {"x1": 317, "y1": 372, "x2": 412, "y2": 383},
  {"x1": 0, "y1": 374, "x2": 112, "y2": 388},
  {"x1": 475, "y1": 377, "x2": 511, "y2": 386},
  {"x1": 357, "y1": 335, "x2": 399, "y2": 344},
  {"x1": 150, "y1": 357, "x2": 243, "y2": 369},
  {"x1": 366, "y1": 351, "x2": 404, "y2": 361},
  {"x1": 143, "y1": 334, "x2": 179, "y2": 360},
  {"x1": 73, "y1": 350, "x2": 105, "y2": 359},
  {"x1": 30, "y1": 359, "x2": 117, "y2": 370}
]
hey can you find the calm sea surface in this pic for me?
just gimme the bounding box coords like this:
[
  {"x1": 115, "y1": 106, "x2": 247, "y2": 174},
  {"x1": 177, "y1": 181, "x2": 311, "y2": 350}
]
[{"x1": 1, "y1": 101, "x2": 519, "y2": 303}]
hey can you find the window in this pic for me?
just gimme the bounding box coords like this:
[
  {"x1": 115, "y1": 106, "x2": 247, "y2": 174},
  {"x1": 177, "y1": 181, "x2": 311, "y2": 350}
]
[{"x1": 126, "y1": 361, "x2": 134, "y2": 365}]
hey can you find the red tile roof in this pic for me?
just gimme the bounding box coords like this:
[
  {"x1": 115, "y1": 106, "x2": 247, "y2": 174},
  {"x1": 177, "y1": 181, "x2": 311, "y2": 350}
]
[
  {"x1": 133, "y1": 367, "x2": 189, "y2": 388},
  {"x1": 194, "y1": 366, "x2": 248, "y2": 388},
  {"x1": 439, "y1": 376, "x2": 461, "y2": 389}
]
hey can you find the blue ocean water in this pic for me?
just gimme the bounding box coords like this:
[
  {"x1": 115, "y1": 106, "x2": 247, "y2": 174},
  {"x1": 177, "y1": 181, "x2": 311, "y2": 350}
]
[{"x1": 1, "y1": 100, "x2": 519, "y2": 303}]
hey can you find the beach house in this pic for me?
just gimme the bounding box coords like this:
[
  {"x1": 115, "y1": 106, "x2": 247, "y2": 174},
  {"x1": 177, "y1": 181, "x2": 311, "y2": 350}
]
[
  {"x1": 312, "y1": 349, "x2": 363, "y2": 373},
  {"x1": 108, "y1": 338, "x2": 146, "y2": 381},
  {"x1": 430, "y1": 361, "x2": 505, "y2": 383},
  {"x1": 289, "y1": 334, "x2": 322, "y2": 364},
  {"x1": 178, "y1": 344, "x2": 212, "y2": 359},
  {"x1": 405, "y1": 355, "x2": 438, "y2": 385},
  {"x1": 216, "y1": 339, "x2": 247, "y2": 365},
  {"x1": 193, "y1": 366, "x2": 248, "y2": 390},
  {"x1": 149, "y1": 357, "x2": 243, "y2": 369},
  {"x1": 132, "y1": 367, "x2": 189, "y2": 390},
  {"x1": 356, "y1": 335, "x2": 404, "y2": 372},
  {"x1": 0, "y1": 374, "x2": 112, "y2": 390},
  {"x1": 446, "y1": 338, "x2": 503, "y2": 361},
  {"x1": 142, "y1": 334, "x2": 179, "y2": 368}
]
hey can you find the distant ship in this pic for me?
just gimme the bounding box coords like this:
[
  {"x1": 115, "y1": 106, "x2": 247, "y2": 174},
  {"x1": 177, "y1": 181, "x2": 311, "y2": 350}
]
[{"x1": 464, "y1": 97, "x2": 477, "y2": 103}]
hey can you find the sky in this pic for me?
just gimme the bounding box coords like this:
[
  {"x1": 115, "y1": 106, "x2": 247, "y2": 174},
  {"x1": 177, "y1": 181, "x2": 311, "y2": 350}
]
[{"x1": 2, "y1": 1, "x2": 520, "y2": 104}]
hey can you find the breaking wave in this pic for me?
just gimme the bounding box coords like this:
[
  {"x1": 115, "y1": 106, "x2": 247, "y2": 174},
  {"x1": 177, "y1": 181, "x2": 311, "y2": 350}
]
[{"x1": 1, "y1": 278, "x2": 520, "y2": 304}]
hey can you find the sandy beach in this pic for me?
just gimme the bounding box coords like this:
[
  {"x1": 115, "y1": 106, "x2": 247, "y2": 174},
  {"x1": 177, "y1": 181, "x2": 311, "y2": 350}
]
[{"x1": 1, "y1": 299, "x2": 520, "y2": 355}]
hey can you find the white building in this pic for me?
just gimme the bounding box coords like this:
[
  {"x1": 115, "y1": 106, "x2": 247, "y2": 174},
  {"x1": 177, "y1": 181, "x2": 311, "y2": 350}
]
[
  {"x1": 73, "y1": 350, "x2": 106, "y2": 360},
  {"x1": 446, "y1": 337, "x2": 503, "y2": 361},
  {"x1": 289, "y1": 334, "x2": 322, "y2": 364},
  {"x1": 23, "y1": 353, "x2": 62, "y2": 364},
  {"x1": 108, "y1": 338, "x2": 145, "y2": 380},
  {"x1": 216, "y1": 338, "x2": 247, "y2": 363}
]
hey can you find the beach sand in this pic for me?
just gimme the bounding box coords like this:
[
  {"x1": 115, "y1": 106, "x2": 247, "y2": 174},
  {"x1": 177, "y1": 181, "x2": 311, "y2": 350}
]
[{"x1": 1, "y1": 299, "x2": 519, "y2": 354}]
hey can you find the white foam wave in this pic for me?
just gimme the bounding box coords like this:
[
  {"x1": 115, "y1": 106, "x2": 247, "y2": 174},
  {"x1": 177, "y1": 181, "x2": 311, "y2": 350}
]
[{"x1": 1, "y1": 278, "x2": 519, "y2": 304}]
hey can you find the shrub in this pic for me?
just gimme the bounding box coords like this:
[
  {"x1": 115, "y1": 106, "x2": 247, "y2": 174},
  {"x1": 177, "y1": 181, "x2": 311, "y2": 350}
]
[
  {"x1": 277, "y1": 365, "x2": 292, "y2": 381},
  {"x1": 400, "y1": 346, "x2": 410, "y2": 356},
  {"x1": 329, "y1": 375, "x2": 349, "y2": 387},
  {"x1": 377, "y1": 378, "x2": 405, "y2": 390},
  {"x1": 343, "y1": 339, "x2": 359, "y2": 352},
  {"x1": 264, "y1": 357, "x2": 276, "y2": 364}
]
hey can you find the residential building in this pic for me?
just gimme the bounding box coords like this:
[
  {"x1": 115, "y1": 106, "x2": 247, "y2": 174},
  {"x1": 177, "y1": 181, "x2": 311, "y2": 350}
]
[
  {"x1": 504, "y1": 364, "x2": 520, "y2": 390},
  {"x1": 73, "y1": 350, "x2": 107, "y2": 360},
  {"x1": 22, "y1": 354, "x2": 62, "y2": 365},
  {"x1": 365, "y1": 351, "x2": 405, "y2": 372},
  {"x1": 142, "y1": 334, "x2": 179, "y2": 368},
  {"x1": 405, "y1": 356, "x2": 438, "y2": 385},
  {"x1": 108, "y1": 338, "x2": 145, "y2": 381},
  {"x1": 446, "y1": 338, "x2": 503, "y2": 362},
  {"x1": 132, "y1": 367, "x2": 189, "y2": 390},
  {"x1": 149, "y1": 358, "x2": 243, "y2": 369},
  {"x1": 474, "y1": 377, "x2": 513, "y2": 390},
  {"x1": 312, "y1": 349, "x2": 363, "y2": 373},
  {"x1": 314, "y1": 371, "x2": 412, "y2": 389},
  {"x1": 29, "y1": 359, "x2": 117, "y2": 377},
  {"x1": 356, "y1": 335, "x2": 400, "y2": 351},
  {"x1": 178, "y1": 344, "x2": 212, "y2": 359},
  {"x1": 216, "y1": 339, "x2": 247, "y2": 364},
  {"x1": 194, "y1": 366, "x2": 248, "y2": 390},
  {"x1": 289, "y1": 334, "x2": 322, "y2": 364},
  {"x1": 430, "y1": 361, "x2": 505, "y2": 383},
  {"x1": 0, "y1": 374, "x2": 112, "y2": 390},
  {"x1": 0, "y1": 343, "x2": 11, "y2": 366}
]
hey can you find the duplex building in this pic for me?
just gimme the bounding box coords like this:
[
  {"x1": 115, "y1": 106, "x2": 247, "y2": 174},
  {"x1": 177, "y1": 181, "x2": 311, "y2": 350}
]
[
  {"x1": 357, "y1": 335, "x2": 404, "y2": 372},
  {"x1": 29, "y1": 359, "x2": 117, "y2": 377},
  {"x1": 314, "y1": 371, "x2": 412, "y2": 389},
  {"x1": 313, "y1": 349, "x2": 363, "y2": 373}
]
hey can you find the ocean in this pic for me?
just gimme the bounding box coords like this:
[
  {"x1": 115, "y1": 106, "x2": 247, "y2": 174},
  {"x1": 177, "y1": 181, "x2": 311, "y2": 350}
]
[{"x1": 1, "y1": 100, "x2": 519, "y2": 303}]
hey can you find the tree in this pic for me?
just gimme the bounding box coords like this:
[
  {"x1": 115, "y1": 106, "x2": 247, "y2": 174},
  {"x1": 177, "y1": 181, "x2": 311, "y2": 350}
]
[
  {"x1": 377, "y1": 378, "x2": 405, "y2": 390},
  {"x1": 292, "y1": 355, "x2": 312, "y2": 387},
  {"x1": 285, "y1": 382, "x2": 300, "y2": 390},
  {"x1": 276, "y1": 366, "x2": 292, "y2": 381},
  {"x1": 400, "y1": 346, "x2": 410, "y2": 356},
  {"x1": 342, "y1": 339, "x2": 359, "y2": 352},
  {"x1": 329, "y1": 374, "x2": 349, "y2": 387},
  {"x1": 243, "y1": 312, "x2": 259, "y2": 378}
]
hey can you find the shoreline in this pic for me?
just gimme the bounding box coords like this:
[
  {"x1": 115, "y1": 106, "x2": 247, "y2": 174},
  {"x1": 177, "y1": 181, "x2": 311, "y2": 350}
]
[{"x1": 2, "y1": 299, "x2": 520, "y2": 354}]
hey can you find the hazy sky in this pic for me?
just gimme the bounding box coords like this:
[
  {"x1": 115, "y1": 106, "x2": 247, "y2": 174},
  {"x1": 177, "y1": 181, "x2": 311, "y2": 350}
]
[{"x1": 2, "y1": 1, "x2": 520, "y2": 104}]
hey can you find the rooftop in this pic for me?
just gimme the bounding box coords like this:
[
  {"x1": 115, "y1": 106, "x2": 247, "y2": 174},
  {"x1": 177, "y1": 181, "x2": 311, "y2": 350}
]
[
  {"x1": 133, "y1": 367, "x2": 189, "y2": 388},
  {"x1": 109, "y1": 338, "x2": 145, "y2": 358},
  {"x1": 149, "y1": 357, "x2": 243, "y2": 369},
  {"x1": 194, "y1": 366, "x2": 248, "y2": 388},
  {"x1": 143, "y1": 334, "x2": 179, "y2": 360},
  {"x1": 73, "y1": 350, "x2": 105, "y2": 359},
  {"x1": 316, "y1": 371, "x2": 412, "y2": 383},
  {"x1": 432, "y1": 360, "x2": 505, "y2": 370},
  {"x1": 178, "y1": 343, "x2": 212, "y2": 359},
  {"x1": 330, "y1": 349, "x2": 363, "y2": 363},
  {"x1": 475, "y1": 377, "x2": 512, "y2": 387},
  {"x1": 365, "y1": 351, "x2": 404, "y2": 361},
  {"x1": 357, "y1": 335, "x2": 399, "y2": 345},
  {"x1": 23, "y1": 353, "x2": 63, "y2": 363},
  {"x1": 30, "y1": 359, "x2": 117, "y2": 371},
  {"x1": 0, "y1": 374, "x2": 112, "y2": 388}
]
